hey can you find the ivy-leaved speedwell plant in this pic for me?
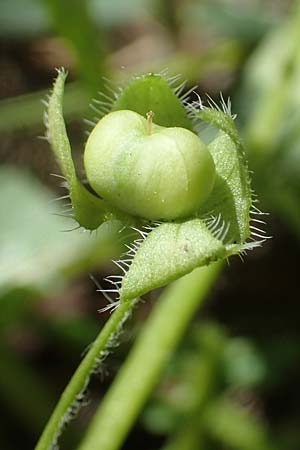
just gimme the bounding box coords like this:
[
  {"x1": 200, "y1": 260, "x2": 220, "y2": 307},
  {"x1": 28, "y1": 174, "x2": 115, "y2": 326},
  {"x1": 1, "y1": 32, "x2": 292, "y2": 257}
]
[{"x1": 35, "y1": 68, "x2": 267, "y2": 450}]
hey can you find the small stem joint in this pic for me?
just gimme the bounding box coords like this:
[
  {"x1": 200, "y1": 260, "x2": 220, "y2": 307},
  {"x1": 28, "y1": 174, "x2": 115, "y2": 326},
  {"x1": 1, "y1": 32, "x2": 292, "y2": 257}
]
[{"x1": 146, "y1": 111, "x2": 154, "y2": 135}]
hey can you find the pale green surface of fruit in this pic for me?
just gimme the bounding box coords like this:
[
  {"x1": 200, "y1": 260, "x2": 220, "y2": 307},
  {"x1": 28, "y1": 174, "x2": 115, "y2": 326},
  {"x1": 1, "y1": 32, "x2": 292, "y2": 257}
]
[{"x1": 84, "y1": 110, "x2": 215, "y2": 220}]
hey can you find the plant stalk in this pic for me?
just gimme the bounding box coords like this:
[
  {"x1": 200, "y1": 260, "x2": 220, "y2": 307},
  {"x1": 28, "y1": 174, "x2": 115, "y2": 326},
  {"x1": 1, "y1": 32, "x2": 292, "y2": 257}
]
[
  {"x1": 78, "y1": 262, "x2": 222, "y2": 450},
  {"x1": 34, "y1": 299, "x2": 137, "y2": 450}
]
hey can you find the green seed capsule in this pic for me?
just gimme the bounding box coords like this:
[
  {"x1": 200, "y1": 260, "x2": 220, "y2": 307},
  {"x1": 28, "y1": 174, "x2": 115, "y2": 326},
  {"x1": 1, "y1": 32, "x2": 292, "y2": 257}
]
[{"x1": 84, "y1": 110, "x2": 216, "y2": 220}]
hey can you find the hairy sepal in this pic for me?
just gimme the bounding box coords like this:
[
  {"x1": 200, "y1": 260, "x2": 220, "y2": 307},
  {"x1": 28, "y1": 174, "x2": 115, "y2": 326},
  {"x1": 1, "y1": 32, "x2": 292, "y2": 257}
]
[
  {"x1": 195, "y1": 106, "x2": 251, "y2": 244},
  {"x1": 198, "y1": 132, "x2": 251, "y2": 244},
  {"x1": 112, "y1": 73, "x2": 194, "y2": 130},
  {"x1": 47, "y1": 69, "x2": 129, "y2": 230}
]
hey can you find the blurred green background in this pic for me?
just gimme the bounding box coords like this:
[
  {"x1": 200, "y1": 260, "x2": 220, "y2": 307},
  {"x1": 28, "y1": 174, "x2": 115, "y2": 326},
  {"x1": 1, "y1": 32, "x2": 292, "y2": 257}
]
[{"x1": 1, "y1": 1, "x2": 300, "y2": 449}]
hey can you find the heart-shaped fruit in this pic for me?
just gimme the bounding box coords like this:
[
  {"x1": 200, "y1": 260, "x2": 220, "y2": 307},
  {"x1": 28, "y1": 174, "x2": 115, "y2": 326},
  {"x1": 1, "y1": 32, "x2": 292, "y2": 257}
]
[{"x1": 84, "y1": 110, "x2": 215, "y2": 220}]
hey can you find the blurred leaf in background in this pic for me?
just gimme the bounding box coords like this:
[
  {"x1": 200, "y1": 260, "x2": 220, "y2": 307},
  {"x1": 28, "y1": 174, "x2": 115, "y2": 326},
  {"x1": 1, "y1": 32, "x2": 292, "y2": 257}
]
[
  {"x1": 143, "y1": 323, "x2": 274, "y2": 450},
  {"x1": 0, "y1": 165, "x2": 122, "y2": 299},
  {"x1": 237, "y1": 6, "x2": 300, "y2": 235}
]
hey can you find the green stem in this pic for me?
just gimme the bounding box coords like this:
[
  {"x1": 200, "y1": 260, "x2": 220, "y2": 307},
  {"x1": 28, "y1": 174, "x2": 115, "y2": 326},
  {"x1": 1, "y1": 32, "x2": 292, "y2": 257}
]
[
  {"x1": 77, "y1": 262, "x2": 222, "y2": 450},
  {"x1": 34, "y1": 299, "x2": 137, "y2": 450}
]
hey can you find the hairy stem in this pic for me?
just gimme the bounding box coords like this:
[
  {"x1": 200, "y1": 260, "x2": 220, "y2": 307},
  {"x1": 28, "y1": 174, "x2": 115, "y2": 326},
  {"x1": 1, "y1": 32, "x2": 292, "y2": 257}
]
[
  {"x1": 34, "y1": 299, "x2": 137, "y2": 450},
  {"x1": 77, "y1": 262, "x2": 222, "y2": 450}
]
